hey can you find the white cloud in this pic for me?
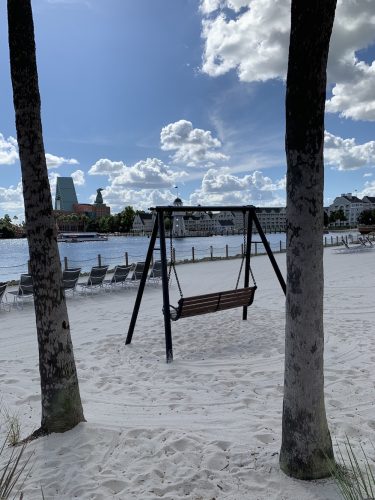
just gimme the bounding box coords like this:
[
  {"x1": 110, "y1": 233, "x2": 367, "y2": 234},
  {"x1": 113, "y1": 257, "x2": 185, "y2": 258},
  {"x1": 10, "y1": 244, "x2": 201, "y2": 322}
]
[
  {"x1": 326, "y1": 62, "x2": 375, "y2": 120},
  {"x1": 71, "y1": 169, "x2": 85, "y2": 186},
  {"x1": 200, "y1": 0, "x2": 375, "y2": 121},
  {"x1": 200, "y1": 0, "x2": 221, "y2": 15},
  {"x1": 99, "y1": 187, "x2": 177, "y2": 212},
  {"x1": 324, "y1": 131, "x2": 375, "y2": 170},
  {"x1": 201, "y1": 1, "x2": 290, "y2": 82},
  {"x1": 111, "y1": 158, "x2": 184, "y2": 189},
  {"x1": 0, "y1": 134, "x2": 18, "y2": 165},
  {"x1": 160, "y1": 120, "x2": 229, "y2": 166},
  {"x1": 358, "y1": 180, "x2": 375, "y2": 198},
  {"x1": 363, "y1": 173, "x2": 373, "y2": 177},
  {"x1": 0, "y1": 182, "x2": 24, "y2": 213},
  {"x1": 45, "y1": 153, "x2": 79, "y2": 169},
  {"x1": 0, "y1": 133, "x2": 79, "y2": 169},
  {"x1": 190, "y1": 168, "x2": 285, "y2": 206},
  {"x1": 89, "y1": 157, "x2": 185, "y2": 189},
  {"x1": 48, "y1": 172, "x2": 60, "y2": 195},
  {"x1": 200, "y1": 0, "x2": 249, "y2": 14},
  {"x1": 88, "y1": 158, "x2": 125, "y2": 176}
]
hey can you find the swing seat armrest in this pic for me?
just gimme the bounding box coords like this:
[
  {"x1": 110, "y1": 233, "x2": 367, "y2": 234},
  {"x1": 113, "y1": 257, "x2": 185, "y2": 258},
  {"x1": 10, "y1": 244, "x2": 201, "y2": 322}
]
[{"x1": 167, "y1": 304, "x2": 180, "y2": 321}]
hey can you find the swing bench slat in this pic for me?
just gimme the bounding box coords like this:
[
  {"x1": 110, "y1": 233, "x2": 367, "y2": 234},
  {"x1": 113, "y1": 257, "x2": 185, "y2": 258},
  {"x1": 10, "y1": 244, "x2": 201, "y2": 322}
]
[{"x1": 169, "y1": 286, "x2": 257, "y2": 321}]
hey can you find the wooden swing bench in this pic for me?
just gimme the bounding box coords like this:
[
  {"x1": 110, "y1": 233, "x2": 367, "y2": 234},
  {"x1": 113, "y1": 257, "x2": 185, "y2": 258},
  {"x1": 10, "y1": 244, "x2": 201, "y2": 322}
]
[{"x1": 169, "y1": 285, "x2": 257, "y2": 321}]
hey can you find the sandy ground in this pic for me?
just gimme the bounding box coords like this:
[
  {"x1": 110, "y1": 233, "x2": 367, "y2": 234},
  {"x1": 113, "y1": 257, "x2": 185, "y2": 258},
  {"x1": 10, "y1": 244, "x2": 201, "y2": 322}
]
[{"x1": 1, "y1": 247, "x2": 374, "y2": 499}]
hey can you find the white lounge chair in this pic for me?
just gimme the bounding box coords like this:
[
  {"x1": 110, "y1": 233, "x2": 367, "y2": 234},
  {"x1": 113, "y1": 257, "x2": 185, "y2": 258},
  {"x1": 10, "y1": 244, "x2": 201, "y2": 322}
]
[
  {"x1": 79, "y1": 266, "x2": 108, "y2": 294},
  {"x1": 0, "y1": 282, "x2": 10, "y2": 311},
  {"x1": 7, "y1": 274, "x2": 34, "y2": 309},
  {"x1": 62, "y1": 268, "x2": 81, "y2": 295},
  {"x1": 103, "y1": 265, "x2": 133, "y2": 290},
  {"x1": 148, "y1": 260, "x2": 162, "y2": 285},
  {"x1": 130, "y1": 262, "x2": 146, "y2": 283}
]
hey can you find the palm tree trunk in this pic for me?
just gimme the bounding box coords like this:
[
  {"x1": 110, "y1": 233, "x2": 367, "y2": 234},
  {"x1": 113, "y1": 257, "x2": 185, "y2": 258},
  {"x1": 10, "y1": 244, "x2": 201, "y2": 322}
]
[
  {"x1": 8, "y1": 0, "x2": 85, "y2": 435},
  {"x1": 280, "y1": 0, "x2": 337, "y2": 479}
]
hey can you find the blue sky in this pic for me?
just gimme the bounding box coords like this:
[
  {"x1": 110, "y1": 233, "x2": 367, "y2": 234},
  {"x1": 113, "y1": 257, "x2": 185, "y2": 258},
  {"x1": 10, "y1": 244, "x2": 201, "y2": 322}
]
[{"x1": 0, "y1": 0, "x2": 374, "y2": 220}]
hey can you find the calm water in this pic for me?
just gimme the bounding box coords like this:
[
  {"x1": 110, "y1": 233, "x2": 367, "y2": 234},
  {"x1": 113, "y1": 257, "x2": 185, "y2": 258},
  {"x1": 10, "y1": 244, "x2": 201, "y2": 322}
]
[{"x1": 0, "y1": 231, "x2": 357, "y2": 281}]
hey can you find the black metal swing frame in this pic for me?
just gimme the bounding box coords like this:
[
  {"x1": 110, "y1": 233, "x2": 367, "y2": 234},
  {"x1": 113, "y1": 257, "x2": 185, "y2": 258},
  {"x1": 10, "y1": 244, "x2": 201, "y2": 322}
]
[{"x1": 125, "y1": 205, "x2": 286, "y2": 363}]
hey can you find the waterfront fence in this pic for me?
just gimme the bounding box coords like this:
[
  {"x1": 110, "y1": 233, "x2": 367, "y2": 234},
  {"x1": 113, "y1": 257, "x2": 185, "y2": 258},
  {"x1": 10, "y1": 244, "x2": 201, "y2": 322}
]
[{"x1": 1, "y1": 233, "x2": 372, "y2": 283}]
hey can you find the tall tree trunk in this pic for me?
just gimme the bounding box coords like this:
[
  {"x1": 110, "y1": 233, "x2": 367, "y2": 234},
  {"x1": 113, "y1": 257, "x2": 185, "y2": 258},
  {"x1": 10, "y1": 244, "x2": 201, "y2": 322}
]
[
  {"x1": 8, "y1": 0, "x2": 85, "y2": 435},
  {"x1": 280, "y1": 0, "x2": 337, "y2": 479}
]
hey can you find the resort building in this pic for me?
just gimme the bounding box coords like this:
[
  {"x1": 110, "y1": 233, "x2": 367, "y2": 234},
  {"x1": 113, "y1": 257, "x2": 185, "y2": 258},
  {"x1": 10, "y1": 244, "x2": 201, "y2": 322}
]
[
  {"x1": 255, "y1": 207, "x2": 287, "y2": 232},
  {"x1": 132, "y1": 213, "x2": 154, "y2": 233},
  {"x1": 54, "y1": 178, "x2": 110, "y2": 231},
  {"x1": 172, "y1": 198, "x2": 186, "y2": 237},
  {"x1": 328, "y1": 193, "x2": 369, "y2": 226},
  {"x1": 362, "y1": 196, "x2": 375, "y2": 209},
  {"x1": 55, "y1": 177, "x2": 78, "y2": 212},
  {"x1": 131, "y1": 201, "x2": 286, "y2": 235}
]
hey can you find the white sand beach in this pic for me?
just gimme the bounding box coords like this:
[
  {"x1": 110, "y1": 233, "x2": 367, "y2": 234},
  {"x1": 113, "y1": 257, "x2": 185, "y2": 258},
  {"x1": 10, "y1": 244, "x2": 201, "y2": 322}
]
[{"x1": 1, "y1": 248, "x2": 375, "y2": 499}]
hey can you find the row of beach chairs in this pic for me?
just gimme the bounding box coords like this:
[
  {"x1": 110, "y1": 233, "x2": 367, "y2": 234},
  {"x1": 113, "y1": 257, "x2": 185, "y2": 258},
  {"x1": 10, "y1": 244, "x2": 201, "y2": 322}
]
[
  {"x1": 337, "y1": 236, "x2": 375, "y2": 254},
  {"x1": 0, "y1": 261, "x2": 162, "y2": 310}
]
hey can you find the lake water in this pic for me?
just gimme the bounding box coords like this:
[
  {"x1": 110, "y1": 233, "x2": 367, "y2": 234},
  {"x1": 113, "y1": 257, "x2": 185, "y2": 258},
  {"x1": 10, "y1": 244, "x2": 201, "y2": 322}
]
[{"x1": 0, "y1": 231, "x2": 358, "y2": 282}]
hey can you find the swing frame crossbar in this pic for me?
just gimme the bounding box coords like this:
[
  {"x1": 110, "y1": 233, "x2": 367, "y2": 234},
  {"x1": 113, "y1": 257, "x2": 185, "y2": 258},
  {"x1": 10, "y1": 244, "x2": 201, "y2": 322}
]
[{"x1": 125, "y1": 205, "x2": 286, "y2": 363}]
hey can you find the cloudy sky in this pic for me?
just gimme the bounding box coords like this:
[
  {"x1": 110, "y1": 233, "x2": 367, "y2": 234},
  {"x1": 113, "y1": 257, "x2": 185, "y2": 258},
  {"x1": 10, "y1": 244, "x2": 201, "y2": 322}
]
[{"x1": 0, "y1": 0, "x2": 374, "y2": 219}]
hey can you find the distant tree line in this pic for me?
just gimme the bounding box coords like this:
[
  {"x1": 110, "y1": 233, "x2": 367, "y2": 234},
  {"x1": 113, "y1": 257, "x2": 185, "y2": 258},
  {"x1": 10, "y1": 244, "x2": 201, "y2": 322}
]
[
  {"x1": 358, "y1": 209, "x2": 375, "y2": 225},
  {"x1": 56, "y1": 206, "x2": 136, "y2": 233},
  {"x1": 0, "y1": 213, "x2": 22, "y2": 238}
]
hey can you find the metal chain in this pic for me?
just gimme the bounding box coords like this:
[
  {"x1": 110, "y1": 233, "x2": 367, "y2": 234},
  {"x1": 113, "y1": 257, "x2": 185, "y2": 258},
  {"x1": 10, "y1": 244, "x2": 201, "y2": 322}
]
[
  {"x1": 168, "y1": 215, "x2": 183, "y2": 298},
  {"x1": 235, "y1": 210, "x2": 256, "y2": 288}
]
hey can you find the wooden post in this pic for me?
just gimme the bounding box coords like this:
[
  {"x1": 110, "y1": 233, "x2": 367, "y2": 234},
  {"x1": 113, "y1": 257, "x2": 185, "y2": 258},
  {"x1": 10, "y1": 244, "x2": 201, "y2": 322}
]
[
  {"x1": 280, "y1": 241, "x2": 282, "y2": 253},
  {"x1": 64, "y1": 256, "x2": 68, "y2": 270},
  {"x1": 172, "y1": 248, "x2": 176, "y2": 263},
  {"x1": 225, "y1": 244, "x2": 229, "y2": 259},
  {"x1": 125, "y1": 252, "x2": 128, "y2": 266},
  {"x1": 98, "y1": 254, "x2": 102, "y2": 266},
  {"x1": 331, "y1": 236, "x2": 333, "y2": 245},
  {"x1": 192, "y1": 247, "x2": 195, "y2": 262},
  {"x1": 324, "y1": 237, "x2": 326, "y2": 247},
  {"x1": 210, "y1": 245, "x2": 213, "y2": 260}
]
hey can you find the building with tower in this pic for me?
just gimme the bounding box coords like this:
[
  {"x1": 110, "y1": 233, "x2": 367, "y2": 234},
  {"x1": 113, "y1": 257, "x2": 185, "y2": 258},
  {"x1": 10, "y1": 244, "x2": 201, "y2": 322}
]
[
  {"x1": 54, "y1": 177, "x2": 110, "y2": 230},
  {"x1": 55, "y1": 177, "x2": 78, "y2": 212},
  {"x1": 172, "y1": 197, "x2": 186, "y2": 237}
]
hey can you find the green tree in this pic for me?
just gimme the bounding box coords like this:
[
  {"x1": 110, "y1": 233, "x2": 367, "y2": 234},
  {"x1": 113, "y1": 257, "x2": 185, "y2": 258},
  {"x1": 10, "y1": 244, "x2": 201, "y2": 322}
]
[
  {"x1": 8, "y1": 0, "x2": 85, "y2": 436},
  {"x1": 3, "y1": 214, "x2": 12, "y2": 225},
  {"x1": 0, "y1": 217, "x2": 15, "y2": 238},
  {"x1": 280, "y1": 0, "x2": 336, "y2": 479},
  {"x1": 117, "y1": 206, "x2": 135, "y2": 232},
  {"x1": 357, "y1": 209, "x2": 375, "y2": 225},
  {"x1": 329, "y1": 209, "x2": 347, "y2": 223}
]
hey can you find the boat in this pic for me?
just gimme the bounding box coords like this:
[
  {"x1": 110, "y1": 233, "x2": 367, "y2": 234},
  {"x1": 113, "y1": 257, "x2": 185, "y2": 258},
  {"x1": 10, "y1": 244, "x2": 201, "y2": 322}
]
[
  {"x1": 57, "y1": 232, "x2": 108, "y2": 243},
  {"x1": 357, "y1": 225, "x2": 375, "y2": 235}
]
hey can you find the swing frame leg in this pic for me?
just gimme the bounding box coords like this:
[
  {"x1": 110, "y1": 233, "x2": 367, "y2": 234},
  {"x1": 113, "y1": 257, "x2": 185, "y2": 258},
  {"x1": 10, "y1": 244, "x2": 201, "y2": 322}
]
[
  {"x1": 159, "y1": 210, "x2": 173, "y2": 363},
  {"x1": 243, "y1": 210, "x2": 253, "y2": 320},
  {"x1": 126, "y1": 213, "x2": 159, "y2": 345}
]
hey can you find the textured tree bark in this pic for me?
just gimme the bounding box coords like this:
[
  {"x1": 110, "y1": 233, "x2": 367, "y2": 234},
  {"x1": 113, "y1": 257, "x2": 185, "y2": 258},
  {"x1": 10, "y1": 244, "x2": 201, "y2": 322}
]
[
  {"x1": 8, "y1": 0, "x2": 85, "y2": 435},
  {"x1": 280, "y1": 0, "x2": 337, "y2": 479}
]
